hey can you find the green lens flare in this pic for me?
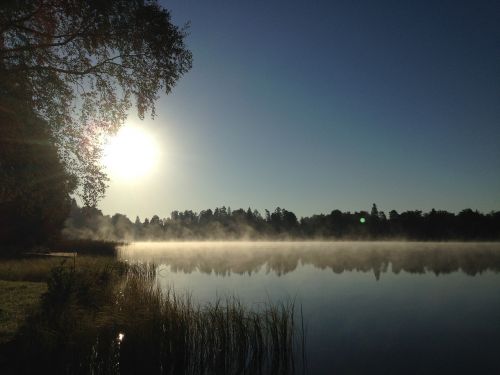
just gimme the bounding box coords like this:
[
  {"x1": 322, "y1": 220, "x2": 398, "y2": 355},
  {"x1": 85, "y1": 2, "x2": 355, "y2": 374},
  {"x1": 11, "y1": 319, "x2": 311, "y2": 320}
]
[{"x1": 360, "y1": 217, "x2": 366, "y2": 223}]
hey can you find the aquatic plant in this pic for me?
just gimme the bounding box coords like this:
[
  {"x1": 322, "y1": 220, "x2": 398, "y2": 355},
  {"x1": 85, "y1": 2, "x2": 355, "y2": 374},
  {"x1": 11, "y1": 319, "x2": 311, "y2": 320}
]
[{"x1": 13, "y1": 262, "x2": 303, "y2": 374}]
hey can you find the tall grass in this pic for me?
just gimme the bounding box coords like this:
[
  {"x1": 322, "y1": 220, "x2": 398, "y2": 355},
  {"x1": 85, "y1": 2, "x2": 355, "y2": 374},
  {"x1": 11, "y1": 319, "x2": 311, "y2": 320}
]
[{"x1": 12, "y1": 262, "x2": 303, "y2": 374}]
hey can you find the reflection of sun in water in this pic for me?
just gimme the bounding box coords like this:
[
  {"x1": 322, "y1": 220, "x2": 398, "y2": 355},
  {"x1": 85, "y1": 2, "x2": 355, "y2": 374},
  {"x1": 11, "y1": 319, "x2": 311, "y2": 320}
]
[{"x1": 102, "y1": 125, "x2": 158, "y2": 180}]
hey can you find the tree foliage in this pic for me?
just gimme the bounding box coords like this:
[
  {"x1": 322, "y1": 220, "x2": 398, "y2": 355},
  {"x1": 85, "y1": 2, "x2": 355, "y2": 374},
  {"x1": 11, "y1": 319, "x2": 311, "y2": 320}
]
[
  {"x1": 0, "y1": 0, "x2": 192, "y2": 206},
  {"x1": 0, "y1": 89, "x2": 76, "y2": 246}
]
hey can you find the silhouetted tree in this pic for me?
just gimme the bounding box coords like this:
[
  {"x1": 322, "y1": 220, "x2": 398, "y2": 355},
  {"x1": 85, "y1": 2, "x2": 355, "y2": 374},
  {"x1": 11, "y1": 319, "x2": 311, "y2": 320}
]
[
  {"x1": 147, "y1": 214, "x2": 163, "y2": 238},
  {"x1": 150, "y1": 215, "x2": 161, "y2": 226},
  {"x1": 389, "y1": 210, "x2": 399, "y2": 221},
  {"x1": 327, "y1": 210, "x2": 344, "y2": 238},
  {"x1": 282, "y1": 209, "x2": 299, "y2": 234},
  {"x1": 62, "y1": 203, "x2": 500, "y2": 242},
  {"x1": 1, "y1": 0, "x2": 192, "y2": 206},
  {"x1": 398, "y1": 210, "x2": 424, "y2": 239},
  {"x1": 457, "y1": 209, "x2": 485, "y2": 240},
  {"x1": 199, "y1": 209, "x2": 213, "y2": 220},
  {"x1": 368, "y1": 204, "x2": 380, "y2": 237},
  {"x1": 265, "y1": 209, "x2": 271, "y2": 223},
  {"x1": 0, "y1": 89, "x2": 76, "y2": 247},
  {"x1": 134, "y1": 216, "x2": 143, "y2": 238},
  {"x1": 0, "y1": 0, "x2": 191, "y2": 250},
  {"x1": 111, "y1": 213, "x2": 133, "y2": 240}
]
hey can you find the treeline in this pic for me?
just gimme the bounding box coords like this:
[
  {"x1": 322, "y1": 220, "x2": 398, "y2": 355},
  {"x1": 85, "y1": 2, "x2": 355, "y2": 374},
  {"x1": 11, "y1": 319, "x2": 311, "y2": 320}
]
[{"x1": 63, "y1": 201, "x2": 500, "y2": 241}]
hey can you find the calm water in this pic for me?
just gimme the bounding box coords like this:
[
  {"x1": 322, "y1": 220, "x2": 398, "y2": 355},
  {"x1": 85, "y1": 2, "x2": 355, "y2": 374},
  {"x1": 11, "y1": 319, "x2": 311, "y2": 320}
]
[{"x1": 118, "y1": 242, "x2": 500, "y2": 374}]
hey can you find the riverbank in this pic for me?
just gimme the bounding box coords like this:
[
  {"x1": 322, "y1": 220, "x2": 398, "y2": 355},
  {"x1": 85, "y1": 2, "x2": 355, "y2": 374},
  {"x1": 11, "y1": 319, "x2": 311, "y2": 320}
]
[
  {"x1": 0, "y1": 243, "x2": 301, "y2": 374},
  {"x1": 0, "y1": 253, "x2": 119, "y2": 347}
]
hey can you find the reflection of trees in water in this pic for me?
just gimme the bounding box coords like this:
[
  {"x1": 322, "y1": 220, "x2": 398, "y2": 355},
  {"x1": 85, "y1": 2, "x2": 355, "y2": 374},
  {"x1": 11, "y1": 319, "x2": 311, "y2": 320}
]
[{"x1": 120, "y1": 243, "x2": 500, "y2": 279}]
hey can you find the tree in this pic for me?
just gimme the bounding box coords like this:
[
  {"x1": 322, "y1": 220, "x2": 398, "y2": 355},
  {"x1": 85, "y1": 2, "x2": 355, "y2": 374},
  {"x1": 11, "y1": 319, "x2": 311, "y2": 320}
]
[
  {"x1": 389, "y1": 210, "x2": 399, "y2": 221},
  {"x1": 150, "y1": 215, "x2": 161, "y2": 226},
  {"x1": 1, "y1": 0, "x2": 192, "y2": 206},
  {"x1": 0, "y1": 91, "x2": 76, "y2": 246}
]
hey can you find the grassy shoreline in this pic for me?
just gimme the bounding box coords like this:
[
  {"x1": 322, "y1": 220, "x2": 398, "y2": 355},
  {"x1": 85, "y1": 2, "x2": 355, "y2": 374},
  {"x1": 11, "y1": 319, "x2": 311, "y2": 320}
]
[
  {"x1": 0, "y1": 280, "x2": 47, "y2": 345},
  {"x1": 0, "y1": 244, "x2": 303, "y2": 374}
]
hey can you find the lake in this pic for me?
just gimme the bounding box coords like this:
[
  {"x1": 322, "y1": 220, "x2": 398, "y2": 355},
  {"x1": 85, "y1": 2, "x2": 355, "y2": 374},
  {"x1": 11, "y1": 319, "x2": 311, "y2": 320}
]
[{"x1": 118, "y1": 241, "x2": 500, "y2": 374}]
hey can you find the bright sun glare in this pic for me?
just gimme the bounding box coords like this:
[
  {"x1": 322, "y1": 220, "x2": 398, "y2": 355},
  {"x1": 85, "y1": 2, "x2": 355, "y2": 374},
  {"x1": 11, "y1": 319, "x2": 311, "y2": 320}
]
[{"x1": 102, "y1": 125, "x2": 158, "y2": 181}]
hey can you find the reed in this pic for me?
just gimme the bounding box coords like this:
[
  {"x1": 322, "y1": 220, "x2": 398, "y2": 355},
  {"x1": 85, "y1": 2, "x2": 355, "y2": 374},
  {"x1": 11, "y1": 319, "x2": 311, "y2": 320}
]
[{"x1": 12, "y1": 262, "x2": 303, "y2": 374}]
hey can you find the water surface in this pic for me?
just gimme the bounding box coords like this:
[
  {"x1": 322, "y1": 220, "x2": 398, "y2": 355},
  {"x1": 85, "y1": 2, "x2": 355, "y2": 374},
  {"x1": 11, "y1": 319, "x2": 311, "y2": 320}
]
[{"x1": 119, "y1": 242, "x2": 500, "y2": 374}]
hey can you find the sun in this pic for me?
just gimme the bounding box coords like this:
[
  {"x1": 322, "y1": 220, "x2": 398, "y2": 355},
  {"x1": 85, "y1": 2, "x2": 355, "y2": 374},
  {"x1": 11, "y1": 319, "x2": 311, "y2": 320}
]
[{"x1": 102, "y1": 125, "x2": 158, "y2": 181}]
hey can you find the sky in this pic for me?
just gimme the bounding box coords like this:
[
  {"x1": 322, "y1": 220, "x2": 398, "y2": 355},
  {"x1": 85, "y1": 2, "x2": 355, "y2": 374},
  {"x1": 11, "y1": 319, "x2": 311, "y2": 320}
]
[{"x1": 98, "y1": 0, "x2": 500, "y2": 220}]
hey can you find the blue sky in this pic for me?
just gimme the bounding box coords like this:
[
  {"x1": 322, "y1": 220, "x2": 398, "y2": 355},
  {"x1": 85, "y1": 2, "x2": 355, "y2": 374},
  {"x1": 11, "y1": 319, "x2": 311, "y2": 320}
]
[{"x1": 99, "y1": 0, "x2": 500, "y2": 220}]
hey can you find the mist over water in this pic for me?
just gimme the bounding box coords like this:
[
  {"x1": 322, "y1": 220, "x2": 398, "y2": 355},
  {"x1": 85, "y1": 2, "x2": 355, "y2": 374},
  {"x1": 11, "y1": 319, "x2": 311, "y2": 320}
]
[
  {"x1": 119, "y1": 241, "x2": 500, "y2": 374},
  {"x1": 119, "y1": 241, "x2": 500, "y2": 277}
]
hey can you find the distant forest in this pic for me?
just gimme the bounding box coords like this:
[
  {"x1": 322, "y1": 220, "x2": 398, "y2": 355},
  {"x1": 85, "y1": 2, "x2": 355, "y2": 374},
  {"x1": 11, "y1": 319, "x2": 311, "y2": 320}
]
[{"x1": 64, "y1": 201, "x2": 500, "y2": 241}]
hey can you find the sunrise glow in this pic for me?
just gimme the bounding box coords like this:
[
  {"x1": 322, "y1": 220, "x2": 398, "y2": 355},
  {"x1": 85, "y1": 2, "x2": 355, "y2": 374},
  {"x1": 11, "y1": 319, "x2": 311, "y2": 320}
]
[{"x1": 102, "y1": 125, "x2": 159, "y2": 181}]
